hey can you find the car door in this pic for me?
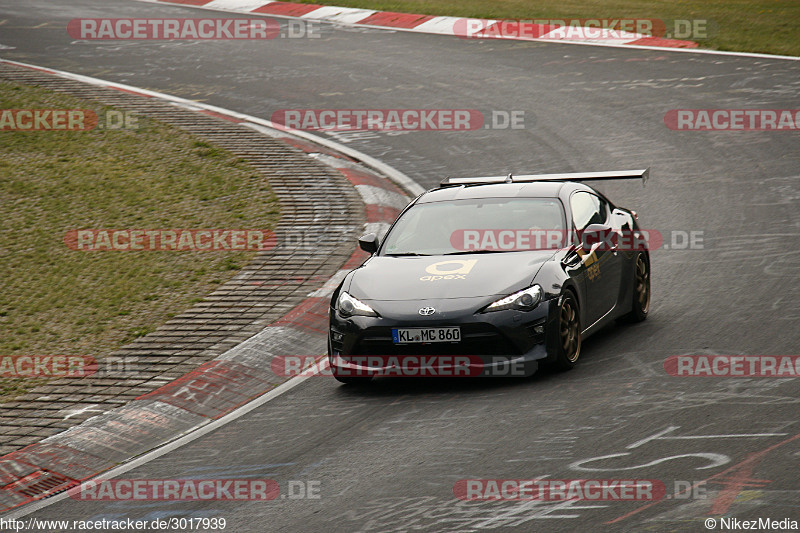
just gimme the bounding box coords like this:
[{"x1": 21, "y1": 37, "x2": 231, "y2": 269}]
[{"x1": 570, "y1": 192, "x2": 622, "y2": 326}]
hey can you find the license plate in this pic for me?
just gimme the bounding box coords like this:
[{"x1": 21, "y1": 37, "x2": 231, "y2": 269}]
[{"x1": 392, "y1": 327, "x2": 461, "y2": 344}]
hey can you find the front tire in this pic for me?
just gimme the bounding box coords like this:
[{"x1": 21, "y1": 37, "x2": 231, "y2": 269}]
[{"x1": 553, "y1": 291, "x2": 581, "y2": 371}]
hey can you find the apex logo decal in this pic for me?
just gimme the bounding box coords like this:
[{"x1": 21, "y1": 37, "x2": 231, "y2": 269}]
[
  {"x1": 420, "y1": 259, "x2": 477, "y2": 281},
  {"x1": 576, "y1": 248, "x2": 601, "y2": 281}
]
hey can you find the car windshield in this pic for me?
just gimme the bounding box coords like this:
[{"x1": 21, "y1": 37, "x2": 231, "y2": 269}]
[{"x1": 381, "y1": 197, "x2": 567, "y2": 256}]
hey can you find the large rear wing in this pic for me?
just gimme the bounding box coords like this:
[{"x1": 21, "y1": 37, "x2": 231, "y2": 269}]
[{"x1": 440, "y1": 168, "x2": 649, "y2": 187}]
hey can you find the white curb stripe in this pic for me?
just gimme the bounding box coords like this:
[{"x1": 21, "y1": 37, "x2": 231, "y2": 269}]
[
  {"x1": 204, "y1": 0, "x2": 273, "y2": 12},
  {"x1": 302, "y1": 6, "x2": 377, "y2": 25},
  {"x1": 540, "y1": 27, "x2": 645, "y2": 44},
  {"x1": 411, "y1": 16, "x2": 465, "y2": 35},
  {"x1": 354, "y1": 184, "x2": 410, "y2": 210},
  {"x1": 363, "y1": 221, "x2": 391, "y2": 238}
]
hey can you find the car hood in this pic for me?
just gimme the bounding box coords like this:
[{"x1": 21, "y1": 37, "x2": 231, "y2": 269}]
[{"x1": 347, "y1": 251, "x2": 557, "y2": 301}]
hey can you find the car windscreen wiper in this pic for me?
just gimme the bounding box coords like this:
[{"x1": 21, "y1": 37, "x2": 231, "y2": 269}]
[
  {"x1": 384, "y1": 252, "x2": 431, "y2": 256},
  {"x1": 440, "y1": 249, "x2": 514, "y2": 255}
]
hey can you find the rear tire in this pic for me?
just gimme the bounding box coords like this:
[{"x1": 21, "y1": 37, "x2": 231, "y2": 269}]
[
  {"x1": 621, "y1": 252, "x2": 650, "y2": 323},
  {"x1": 552, "y1": 291, "x2": 581, "y2": 371}
]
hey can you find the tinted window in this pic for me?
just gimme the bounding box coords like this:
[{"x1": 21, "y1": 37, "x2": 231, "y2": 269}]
[
  {"x1": 381, "y1": 197, "x2": 566, "y2": 255},
  {"x1": 597, "y1": 197, "x2": 610, "y2": 222},
  {"x1": 570, "y1": 192, "x2": 607, "y2": 230}
]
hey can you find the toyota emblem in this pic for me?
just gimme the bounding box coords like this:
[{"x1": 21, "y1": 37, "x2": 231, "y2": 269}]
[{"x1": 418, "y1": 307, "x2": 436, "y2": 316}]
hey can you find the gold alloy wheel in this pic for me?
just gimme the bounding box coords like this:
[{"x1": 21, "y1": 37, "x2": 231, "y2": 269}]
[
  {"x1": 560, "y1": 296, "x2": 581, "y2": 363},
  {"x1": 635, "y1": 254, "x2": 650, "y2": 314}
]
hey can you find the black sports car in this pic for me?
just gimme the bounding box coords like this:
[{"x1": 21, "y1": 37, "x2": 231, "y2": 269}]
[{"x1": 328, "y1": 169, "x2": 651, "y2": 383}]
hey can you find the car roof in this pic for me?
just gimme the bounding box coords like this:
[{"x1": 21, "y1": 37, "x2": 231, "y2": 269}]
[{"x1": 417, "y1": 181, "x2": 597, "y2": 203}]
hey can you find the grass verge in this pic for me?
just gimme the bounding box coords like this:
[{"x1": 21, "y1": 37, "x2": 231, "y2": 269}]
[{"x1": 0, "y1": 81, "x2": 280, "y2": 401}]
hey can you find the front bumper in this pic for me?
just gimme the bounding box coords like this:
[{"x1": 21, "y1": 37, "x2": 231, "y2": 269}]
[{"x1": 328, "y1": 296, "x2": 558, "y2": 378}]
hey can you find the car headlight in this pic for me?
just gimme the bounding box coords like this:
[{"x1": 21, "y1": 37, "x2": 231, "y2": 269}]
[
  {"x1": 483, "y1": 285, "x2": 543, "y2": 313},
  {"x1": 337, "y1": 291, "x2": 378, "y2": 317}
]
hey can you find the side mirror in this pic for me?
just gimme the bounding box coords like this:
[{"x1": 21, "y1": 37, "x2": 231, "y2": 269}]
[
  {"x1": 358, "y1": 233, "x2": 379, "y2": 253},
  {"x1": 580, "y1": 223, "x2": 612, "y2": 251}
]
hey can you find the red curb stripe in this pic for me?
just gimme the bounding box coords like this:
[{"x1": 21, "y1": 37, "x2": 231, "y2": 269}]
[
  {"x1": 338, "y1": 167, "x2": 405, "y2": 195},
  {"x1": 627, "y1": 36, "x2": 699, "y2": 48},
  {"x1": 253, "y1": 2, "x2": 322, "y2": 17},
  {"x1": 366, "y1": 204, "x2": 401, "y2": 223},
  {"x1": 4, "y1": 470, "x2": 78, "y2": 499},
  {"x1": 0, "y1": 457, "x2": 38, "y2": 485},
  {"x1": 199, "y1": 109, "x2": 245, "y2": 123},
  {"x1": 356, "y1": 11, "x2": 434, "y2": 29},
  {"x1": 0, "y1": 488, "x2": 31, "y2": 511},
  {"x1": 5, "y1": 442, "x2": 112, "y2": 482},
  {"x1": 272, "y1": 297, "x2": 328, "y2": 334},
  {"x1": 137, "y1": 360, "x2": 274, "y2": 419},
  {"x1": 280, "y1": 137, "x2": 357, "y2": 161},
  {"x1": 343, "y1": 248, "x2": 370, "y2": 269},
  {"x1": 280, "y1": 137, "x2": 334, "y2": 153}
]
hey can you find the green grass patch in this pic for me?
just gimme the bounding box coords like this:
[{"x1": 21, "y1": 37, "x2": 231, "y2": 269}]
[
  {"x1": 0, "y1": 81, "x2": 280, "y2": 401},
  {"x1": 298, "y1": 0, "x2": 799, "y2": 56}
]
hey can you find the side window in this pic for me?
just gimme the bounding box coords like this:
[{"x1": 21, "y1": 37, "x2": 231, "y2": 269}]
[
  {"x1": 596, "y1": 197, "x2": 610, "y2": 224},
  {"x1": 570, "y1": 192, "x2": 605, "y2": 231}
]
